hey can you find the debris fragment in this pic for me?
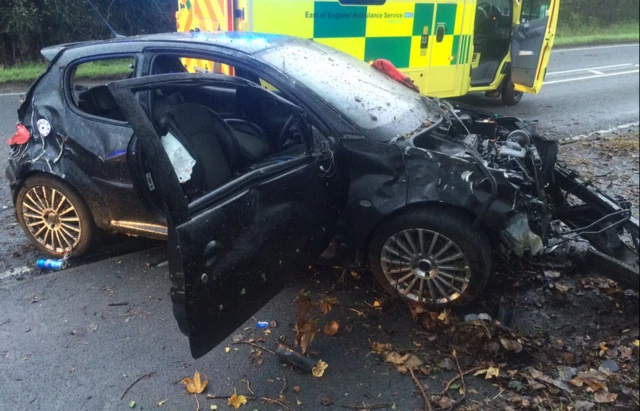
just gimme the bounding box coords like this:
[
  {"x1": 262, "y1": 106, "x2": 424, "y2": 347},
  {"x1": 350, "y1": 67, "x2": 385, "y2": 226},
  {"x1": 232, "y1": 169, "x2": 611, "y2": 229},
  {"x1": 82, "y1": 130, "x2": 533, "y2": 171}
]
[{"x1": 275, "y1": 343, "x2": 318, "y2": 372}]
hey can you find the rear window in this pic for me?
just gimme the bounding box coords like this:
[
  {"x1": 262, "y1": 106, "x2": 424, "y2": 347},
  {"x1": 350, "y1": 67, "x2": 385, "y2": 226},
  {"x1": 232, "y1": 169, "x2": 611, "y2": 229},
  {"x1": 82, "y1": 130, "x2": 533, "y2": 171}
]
[{"x1": 68, "y1": 57, "x2": 135, "y2": 121}]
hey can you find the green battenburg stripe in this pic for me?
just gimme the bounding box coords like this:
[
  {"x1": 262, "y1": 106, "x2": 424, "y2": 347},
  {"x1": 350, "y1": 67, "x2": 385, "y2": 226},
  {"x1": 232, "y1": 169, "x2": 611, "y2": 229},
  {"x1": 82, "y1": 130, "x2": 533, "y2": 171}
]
[
  {"x1": 364, "y1": 37, "x2": 412, "y2": 68},
  {"x1": 450, "y1": 34, "x2": 460, "y2": 66},
  {"x1": 435, "y1": 3, "x2": 457, "y2": 35},
  {"x1": 413, "y1": 3, "x2": 435, "y2": 36},
  {"x1": 462, "y1": 35, "x2": 468, "y2": 64}
]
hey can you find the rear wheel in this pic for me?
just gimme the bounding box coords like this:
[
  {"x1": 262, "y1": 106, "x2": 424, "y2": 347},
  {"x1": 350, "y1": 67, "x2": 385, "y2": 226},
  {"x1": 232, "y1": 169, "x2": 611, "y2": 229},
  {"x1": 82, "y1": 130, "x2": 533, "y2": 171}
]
[
  {"x1": 16, "y1": 175, "x2": 97, "y2": 258},
  {"x1": 368, "y1": 208, "x2": 493, "y2": 308},
  {"x1": 501, "y1": 76, "x2": 523, "y2": 106}
]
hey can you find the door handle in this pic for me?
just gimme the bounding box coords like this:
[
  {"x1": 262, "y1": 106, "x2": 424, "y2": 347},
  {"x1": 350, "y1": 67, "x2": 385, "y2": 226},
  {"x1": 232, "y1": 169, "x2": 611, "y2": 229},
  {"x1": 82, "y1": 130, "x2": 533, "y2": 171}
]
[{"x1": 436, "y1": 25, "x2": 445, "y2": 42}]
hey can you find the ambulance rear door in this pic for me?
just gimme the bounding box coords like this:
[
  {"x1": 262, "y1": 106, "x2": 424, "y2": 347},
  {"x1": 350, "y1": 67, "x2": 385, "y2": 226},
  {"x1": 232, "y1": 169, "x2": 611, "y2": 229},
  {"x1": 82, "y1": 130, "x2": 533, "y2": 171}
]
[{"x1": 510, "y1": 0, "x2": 560, "y2": 93}]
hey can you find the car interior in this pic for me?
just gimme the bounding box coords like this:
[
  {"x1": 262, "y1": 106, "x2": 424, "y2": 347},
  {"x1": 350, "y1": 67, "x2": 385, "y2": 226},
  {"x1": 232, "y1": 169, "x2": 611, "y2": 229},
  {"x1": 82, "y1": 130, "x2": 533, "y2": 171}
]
[
  {"x1": 471, "y1": 0, "x2": 514, "y2": 86},
  {"x1": 144, "y1": 55, "x2": 313, "y2": 200}
]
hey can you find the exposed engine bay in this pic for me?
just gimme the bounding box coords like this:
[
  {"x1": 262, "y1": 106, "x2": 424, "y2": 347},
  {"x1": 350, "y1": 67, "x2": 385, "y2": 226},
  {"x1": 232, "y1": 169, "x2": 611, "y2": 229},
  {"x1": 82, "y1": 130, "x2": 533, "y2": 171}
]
[{"x1": 405, "y1": 99, "x2": 639, "y2": 289}]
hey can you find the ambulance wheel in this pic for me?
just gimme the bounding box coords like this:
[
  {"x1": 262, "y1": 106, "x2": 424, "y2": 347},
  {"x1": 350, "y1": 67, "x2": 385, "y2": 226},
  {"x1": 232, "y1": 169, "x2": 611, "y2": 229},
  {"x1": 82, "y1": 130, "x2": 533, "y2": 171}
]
[
  {"x1": 16, "y1": 175, "x2": 98, "y2": 258},
  {"x1": 501, "y1": 76, "x2": 523, "y2": 106}
]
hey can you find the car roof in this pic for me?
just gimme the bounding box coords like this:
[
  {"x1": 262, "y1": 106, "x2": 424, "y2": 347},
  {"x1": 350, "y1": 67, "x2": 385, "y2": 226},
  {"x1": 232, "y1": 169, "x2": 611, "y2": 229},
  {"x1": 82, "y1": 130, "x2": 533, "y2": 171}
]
[{"x1": 41, "y1": 31, "x2": 300, "y2": 61}]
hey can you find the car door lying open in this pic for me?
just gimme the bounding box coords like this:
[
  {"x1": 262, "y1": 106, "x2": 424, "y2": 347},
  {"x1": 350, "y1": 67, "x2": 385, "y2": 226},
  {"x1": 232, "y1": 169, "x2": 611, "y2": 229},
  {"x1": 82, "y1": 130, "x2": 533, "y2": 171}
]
[{"x1": 107, "y1": 73, "x2": 344, "y2": 358}]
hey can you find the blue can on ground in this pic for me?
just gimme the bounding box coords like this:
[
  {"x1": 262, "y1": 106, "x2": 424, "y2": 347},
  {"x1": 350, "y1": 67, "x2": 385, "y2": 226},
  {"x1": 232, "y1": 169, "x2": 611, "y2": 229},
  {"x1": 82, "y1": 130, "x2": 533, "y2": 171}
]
[
  {"x1": 36, "y1": 259, "x2": 67, "y2": 271},
  {"x1": 256, "y1": 321, "x2": 269, "y2": 329}
]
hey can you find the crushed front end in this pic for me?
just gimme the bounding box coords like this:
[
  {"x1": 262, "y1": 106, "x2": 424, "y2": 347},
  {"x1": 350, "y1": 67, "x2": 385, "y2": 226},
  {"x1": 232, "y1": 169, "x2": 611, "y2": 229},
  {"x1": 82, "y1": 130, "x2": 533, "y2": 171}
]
[{"x1": 399, "y1": 99, "x2": 639, "y2": 290}]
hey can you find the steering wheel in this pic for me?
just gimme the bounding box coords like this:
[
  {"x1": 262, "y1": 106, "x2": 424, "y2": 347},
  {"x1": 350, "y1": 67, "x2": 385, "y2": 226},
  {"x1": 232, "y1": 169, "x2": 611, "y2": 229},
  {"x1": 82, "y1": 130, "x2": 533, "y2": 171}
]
[
  {"x1": 277, "y1": 114, "x2": 302, "y2": 150},
  {"x1": 477, "y1": 2, "x2": 492, "y2": 15}
]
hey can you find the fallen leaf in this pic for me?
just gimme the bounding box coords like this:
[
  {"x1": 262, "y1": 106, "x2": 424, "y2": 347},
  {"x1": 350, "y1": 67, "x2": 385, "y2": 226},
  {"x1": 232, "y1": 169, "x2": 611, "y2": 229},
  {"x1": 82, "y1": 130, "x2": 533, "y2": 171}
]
[
  {"x1": 396, "y1": 355, "x2": 423, "y2": 374},
  {"x1": 474, "y1": 366, "x2": 500, "y2": 379},
  {"x1": 319, "y1": 298, "x2": 338, "y2": 315},
  {"x1": 312, "y1": 359, "x2": 328, "y2": 378},
  {"x1": 573, "y1": 400, "x2": 595, "y2": 411},
  {"x1": 270, "y1": 320, "x2": 277, "y2": 328},
  {"x1": 228, "y1": 393, "x2": 248, "y2": 409},
  {"x1": 570, "y1": 370, "x2": 609, "y2": 392},
  {"x1": 370, "y1": 341, "x2": 392, "y2": 354},
  {"x1": 225, "y1": 347, "x2": 231, "y2": 353},
  {"x1": 296, "y1": 399, "x2": 302, "y2": 405},
  {"x1": 554, "y1": 283, "x2": 572, "y2": 293},
  {"x1": 182, "y1": 371, "x2": 208, "y2": 394},
  {"x1": 323, "y1": 320, "x2": 339, "y2": 336},
  {"x1": 210, "y1": 405, "x2": 218, "y2": 410},
  {"x1": 500, "y1": 337, "x2": 523, "y2": 353},
  {"x1": 437, "y1": 309, "x2": 451, "y2": 324},
  {"x1": 129, "y1": 400, "x2": 136, "y2": 408},
  {"x1": 372, "y1": 300, "x2": 382, "y2": 309},
  {"x1": 593, "y1": 391, "x2": 617, "y2": 403},
  {"x1": 409, "y1": 304, "x2": 426, "y2": 320},
  {"x1": 633, "y1": 339, "x2": 639, "y2": 348},
  {"x1": 157, "y1": 400, "x2": 167, "y2": 406},
  {"x1": 293, "y1": 386, "x2": 301, "y2": 393},
  {"x1": 598, "y1": 342, "x2": 608, "y2": 357},
  {"x1": 295, "y1": 319, "x2": 318, "y2": 354},
  {"x1": 385, "y1": 352, "x2": 410, "y2": 365},
  {"x1": 431, "y1": 395, "x2": 453, "y2": 408}
]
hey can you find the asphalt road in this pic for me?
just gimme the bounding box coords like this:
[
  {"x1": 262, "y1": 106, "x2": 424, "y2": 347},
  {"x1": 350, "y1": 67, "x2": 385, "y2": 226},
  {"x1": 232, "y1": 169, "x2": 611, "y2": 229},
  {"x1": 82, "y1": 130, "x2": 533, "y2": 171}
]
[{"x1": 0, "y1": 43, "x2": 639, "y2": 409}]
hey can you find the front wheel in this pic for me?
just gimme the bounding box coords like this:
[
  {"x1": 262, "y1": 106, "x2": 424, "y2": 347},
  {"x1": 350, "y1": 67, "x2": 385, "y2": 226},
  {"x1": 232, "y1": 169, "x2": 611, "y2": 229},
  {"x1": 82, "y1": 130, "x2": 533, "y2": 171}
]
[
  {"x1": 368, "y1": 208, "x2": 493, "y2": 308},
  {"x1": 501, "y1": 76, "x2": 523, "y2": 106},
  {"x1": 16, "y1": 175, "x2": 98, "y2": 258}
]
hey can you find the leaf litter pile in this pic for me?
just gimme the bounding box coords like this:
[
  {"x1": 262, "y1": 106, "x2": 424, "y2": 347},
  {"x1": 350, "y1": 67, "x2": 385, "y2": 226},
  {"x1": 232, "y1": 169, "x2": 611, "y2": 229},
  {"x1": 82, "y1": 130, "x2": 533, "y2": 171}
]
[{"x1": 175, "y1": 259, "x2": 638, "y2": 411}]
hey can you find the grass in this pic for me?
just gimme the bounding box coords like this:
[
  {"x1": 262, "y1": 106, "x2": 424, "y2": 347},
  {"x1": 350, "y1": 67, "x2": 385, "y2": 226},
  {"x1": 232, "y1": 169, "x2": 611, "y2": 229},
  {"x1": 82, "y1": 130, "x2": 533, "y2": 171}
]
[
  {"x1": 556, "y1": 21, "x2": 639, "y2": 46},
  {"x1": 0, "y1": 59, "x2": 133, "y2": 85}
]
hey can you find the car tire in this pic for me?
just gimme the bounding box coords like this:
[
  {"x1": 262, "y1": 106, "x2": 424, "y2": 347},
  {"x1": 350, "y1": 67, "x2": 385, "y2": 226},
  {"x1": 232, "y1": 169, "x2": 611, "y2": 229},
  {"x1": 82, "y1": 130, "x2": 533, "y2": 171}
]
[
  {"x1": 368, "y1": 208, "x2": 493, "y2": 308},
  {"x1": 16, "y1": 175, "x2": 98, "y2": 258},
  {"x1": 501, "y1": 76, "x2": 523, "y2": 106}
]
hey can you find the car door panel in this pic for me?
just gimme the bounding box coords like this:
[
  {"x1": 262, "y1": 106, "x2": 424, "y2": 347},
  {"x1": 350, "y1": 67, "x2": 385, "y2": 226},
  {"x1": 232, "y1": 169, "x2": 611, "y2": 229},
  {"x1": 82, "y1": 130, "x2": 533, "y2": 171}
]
[
  {"x1": 511, "y1": 0, "x2": 560, "y2": 93},
  {"x1": 176, "y1": 157, "x2": 341, "y2": 357},
  {"x1": 107, "y1": 73, "x2": 342, "y2": 358}
]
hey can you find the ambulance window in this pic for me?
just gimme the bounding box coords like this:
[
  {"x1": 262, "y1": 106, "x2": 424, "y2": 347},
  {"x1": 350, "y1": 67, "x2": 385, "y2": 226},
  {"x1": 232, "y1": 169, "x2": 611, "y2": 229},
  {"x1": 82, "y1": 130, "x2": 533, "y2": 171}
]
[
  {"x1": 339, "y1": 0, "x2": 386, "y2": 4},
  {"x1": 521, "y1": 0, "x2": 551, "y2": 22}
]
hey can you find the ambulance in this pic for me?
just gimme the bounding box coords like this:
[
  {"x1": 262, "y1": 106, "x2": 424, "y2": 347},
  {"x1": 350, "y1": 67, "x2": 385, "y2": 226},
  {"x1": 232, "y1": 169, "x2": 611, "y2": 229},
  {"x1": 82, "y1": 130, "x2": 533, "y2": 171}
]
[{"x1": 175, "y1": 0, "x2": 559, "y2": 105}]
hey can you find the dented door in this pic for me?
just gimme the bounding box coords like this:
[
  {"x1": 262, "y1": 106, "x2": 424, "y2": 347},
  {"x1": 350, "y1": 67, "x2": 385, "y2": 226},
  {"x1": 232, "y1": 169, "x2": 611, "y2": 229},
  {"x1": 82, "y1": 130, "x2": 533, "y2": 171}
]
[
  {"x1": 510, "y1": 0, "x2": 560, "y2": 93},
  {"x1": 107, "y1": 74, "x2": 342, "y2": 358}
]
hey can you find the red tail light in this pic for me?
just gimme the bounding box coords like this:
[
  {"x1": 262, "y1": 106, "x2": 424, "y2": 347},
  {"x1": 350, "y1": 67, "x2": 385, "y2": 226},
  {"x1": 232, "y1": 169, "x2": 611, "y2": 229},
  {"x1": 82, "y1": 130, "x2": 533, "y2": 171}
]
[{"x1": 7, "y1": 124, "x2": 31, "y2": 145}]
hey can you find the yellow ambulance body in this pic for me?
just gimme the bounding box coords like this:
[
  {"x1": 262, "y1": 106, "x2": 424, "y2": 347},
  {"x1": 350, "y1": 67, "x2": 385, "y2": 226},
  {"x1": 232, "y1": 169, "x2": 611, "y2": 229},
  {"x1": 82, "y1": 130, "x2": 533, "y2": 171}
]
[{"x1": 175, "y1": 0, "x2": 560, "y2": 105}]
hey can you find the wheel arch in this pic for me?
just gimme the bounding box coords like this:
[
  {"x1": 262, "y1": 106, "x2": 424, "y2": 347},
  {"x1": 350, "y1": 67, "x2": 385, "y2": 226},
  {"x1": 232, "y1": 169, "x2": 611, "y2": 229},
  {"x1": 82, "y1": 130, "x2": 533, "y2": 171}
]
[
  {"x1": 13, "y1": 163, "x2": 111, "y2": 230},
  {"x1": 363, "y1": 201, "x2": 493, "y2": 263}
]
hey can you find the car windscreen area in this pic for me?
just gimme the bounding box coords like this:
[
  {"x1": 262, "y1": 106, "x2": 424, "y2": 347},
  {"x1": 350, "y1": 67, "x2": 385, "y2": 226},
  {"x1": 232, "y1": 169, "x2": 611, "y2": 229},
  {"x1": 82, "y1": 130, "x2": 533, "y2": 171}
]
[{"x1": 143, "y1": 80, "x2": 310, "y2": 201}]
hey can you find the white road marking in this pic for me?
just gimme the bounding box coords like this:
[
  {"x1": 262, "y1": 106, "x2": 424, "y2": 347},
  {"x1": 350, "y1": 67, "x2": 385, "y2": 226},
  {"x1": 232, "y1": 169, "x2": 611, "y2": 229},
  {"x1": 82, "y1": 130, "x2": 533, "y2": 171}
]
[
  {"x1": 0, "y1": 92, "x2": 25, "y2": 97},
  {"x1": 554, "y1": 43, "x2": 639, "y2": 53},
  {"x1": 547, "y1": 63, "x2": 633, "y2": 75},
  {"x1": 545, "y1": 69, "x2": 640, "y2": 84},
  {"x1": 0, "y1": 266, "x2": 31, "y2": 280},
  {"x1": 560, "y1": 122, "x2": 640, "y2": 145},
  {"x1": 589, "y1": 70, "x2": 605, "y2": 75}
]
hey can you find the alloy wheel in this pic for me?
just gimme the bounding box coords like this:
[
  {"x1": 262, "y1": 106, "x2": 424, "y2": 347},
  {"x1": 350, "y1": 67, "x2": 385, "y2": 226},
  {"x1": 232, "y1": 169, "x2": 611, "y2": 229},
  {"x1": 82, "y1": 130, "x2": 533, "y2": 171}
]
[
  {"x1": 21, "y1": 185, "x2": 81, "y2": 254},
  {"x1": 380, "y1": 228, "x2": 471, "y2": 305}
]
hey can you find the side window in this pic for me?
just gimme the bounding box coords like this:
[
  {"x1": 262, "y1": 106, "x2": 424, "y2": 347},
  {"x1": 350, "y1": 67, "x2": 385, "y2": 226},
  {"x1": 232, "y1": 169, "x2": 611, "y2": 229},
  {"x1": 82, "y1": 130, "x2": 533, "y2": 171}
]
[
  {"x1": 521, "y1": 0, "x2": 551, "y2": 23},
  {"x1": 151, "y1": 54, "x2": 278, "y2": 92},
  {"x1": 69, "y1": 57, "x2": 135, "y2": 121}
]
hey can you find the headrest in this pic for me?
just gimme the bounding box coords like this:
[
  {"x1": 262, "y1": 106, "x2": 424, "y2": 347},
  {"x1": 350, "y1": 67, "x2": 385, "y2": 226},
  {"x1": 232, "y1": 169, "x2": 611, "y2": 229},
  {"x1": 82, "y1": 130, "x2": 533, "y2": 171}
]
[{"x1": 90, "y1": 85, "x2": 118, "y2": 112}]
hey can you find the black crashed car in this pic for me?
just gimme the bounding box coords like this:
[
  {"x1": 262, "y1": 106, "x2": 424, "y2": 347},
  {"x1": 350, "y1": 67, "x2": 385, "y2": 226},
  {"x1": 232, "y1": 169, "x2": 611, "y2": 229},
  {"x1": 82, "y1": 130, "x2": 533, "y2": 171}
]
[{"x1": 7, "y1": 32, "x2": 639, "y2": 357}]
